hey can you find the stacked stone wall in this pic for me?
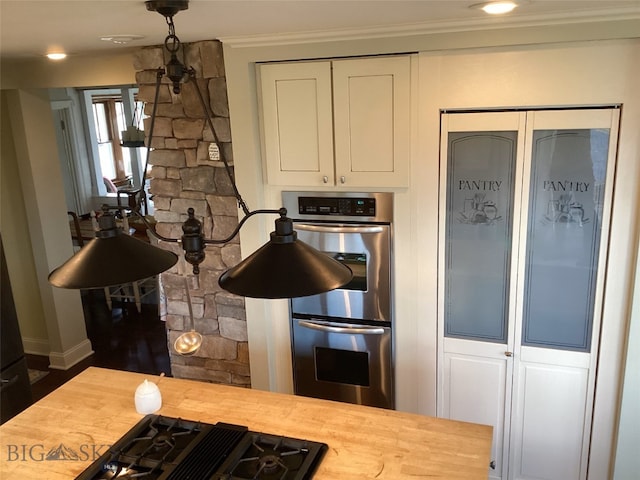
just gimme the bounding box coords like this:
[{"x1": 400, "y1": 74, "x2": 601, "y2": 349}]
[{"x1": 134, "y1": 40, "x2": 249, "y2": 386}]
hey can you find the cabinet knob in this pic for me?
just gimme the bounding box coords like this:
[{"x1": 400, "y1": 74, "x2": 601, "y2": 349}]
[
  {"x1": 340, "y1": 176, "x2": 346, "y2": 184},
  {"x1": 323, "y1": 176, "x2": 328, "y2": 184},
  {"x1": 505, "y1": 351, "x2": 513, "y2": 357}
]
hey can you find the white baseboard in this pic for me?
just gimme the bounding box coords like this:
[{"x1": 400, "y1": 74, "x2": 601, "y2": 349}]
[
  {"x1": 22, "y1": 337, "x2": 50, "y2": 356},
  {"x1": 48, "y1": 339, "x2": 94, "y2": 370}
]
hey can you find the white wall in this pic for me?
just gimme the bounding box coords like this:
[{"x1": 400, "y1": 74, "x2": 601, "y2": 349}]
[
  {"x1": 0, "y1": 51, "x2": 136, "y2": 90},
  {"x1": 224, "y1": 37, "x2": 640, "y2": 479},
  {"x1": 614, "y1": 232, "x2": 640, "y2": 479},
  {"x1": 1, "y1": 91, "x2": 49, "y2": 349},
  {"x1": 3, "y1": 89, "x2": 94, "y2": 368}
]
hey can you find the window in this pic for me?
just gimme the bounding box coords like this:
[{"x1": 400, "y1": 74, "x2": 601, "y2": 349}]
[
  {"x1": 92, "y1": 96, "x2": 128, "y2": 184},
  {"x1": 81, "y1": 87, "x2": 147, "y2": 197}
]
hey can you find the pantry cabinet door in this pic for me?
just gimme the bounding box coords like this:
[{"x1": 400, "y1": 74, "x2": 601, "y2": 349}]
[
  {"x1": 258, "y1": 62, "x2": 334, "y2": 186},
  {"x1": 509, "y1": 109, "x2": 619, "y2": 480},
  {"x1": 440, "y1": 107, "x2": 620, "y2": 480},
  {"x1": 438, "y1": 112, "x2": 526, "y2": 480},
  {"x1": 332, "y1": 56, "x2": 411, "y2": 187}
]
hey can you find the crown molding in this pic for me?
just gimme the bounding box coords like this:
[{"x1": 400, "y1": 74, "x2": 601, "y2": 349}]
[{"x1": 219, "y1": 7, "x2": 640, "y2": 48}]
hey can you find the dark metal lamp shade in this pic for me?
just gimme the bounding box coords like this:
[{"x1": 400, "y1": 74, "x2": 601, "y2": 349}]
[
  {"x1": 219, "y1": 216, "x2": 353, "y2": 299},
  {"x1": 48, "y1": 219, "x2": 178, "y2": 289}
]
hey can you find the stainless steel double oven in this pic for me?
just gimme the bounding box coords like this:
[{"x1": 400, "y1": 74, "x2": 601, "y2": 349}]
[{"x1": 282, "y1": 192, "x2": 394, "y2": 409}]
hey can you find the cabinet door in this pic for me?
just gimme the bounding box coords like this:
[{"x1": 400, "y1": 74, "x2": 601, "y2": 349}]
[
  {"x1": 509, "y1": 109, "x2": 618, "y2": 480},
  {"x1": 332, "y1": 56, "x2": 411, "y2": 187},
  {"x1": 439, "y1": 111, "x2": 526, "y2": 480},
  {"x1": 258, "y1": 62, "x2": 334, "y2": 186}
]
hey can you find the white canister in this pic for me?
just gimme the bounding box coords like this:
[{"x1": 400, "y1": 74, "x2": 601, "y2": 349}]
[{"x1": 134, "y1": 379, "x2": 162, "y2": 414}]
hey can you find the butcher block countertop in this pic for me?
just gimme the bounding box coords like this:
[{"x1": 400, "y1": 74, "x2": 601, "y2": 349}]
[{"x1": 0, "y1": 367, "x2": 492, "y2": 479}]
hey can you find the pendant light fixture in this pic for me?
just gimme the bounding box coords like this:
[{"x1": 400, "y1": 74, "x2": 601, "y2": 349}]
[
  {"x1": 48, "y1": 0, "x2": 352, "y2": 298},
  {"x1": 48, "y1": 210, "x2": 178, "y2": 289}
]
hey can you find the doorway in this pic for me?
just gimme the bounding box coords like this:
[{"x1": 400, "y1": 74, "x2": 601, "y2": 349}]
[
  {"x1": 437, "y1": 108, "x2": 620, "y2": 480},
  {"x1": 52, "y1": 106, "x2": 81, "y2": 213}
]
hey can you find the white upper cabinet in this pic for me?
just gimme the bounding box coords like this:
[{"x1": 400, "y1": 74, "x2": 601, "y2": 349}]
[
  {"x1": 258, "y1": 61, "x2": 334, "y2": 186},
  {"x1": 258, "y1": 55, "x2": 412, "y2": 187}
]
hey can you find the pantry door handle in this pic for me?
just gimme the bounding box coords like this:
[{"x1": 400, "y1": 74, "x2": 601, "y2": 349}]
[
  {"x1": 298, "y1": 320, "x2": 385, "y2": 335},
  {"x1": 295, "y1": 224, "x2": 384, "y2": 234}
]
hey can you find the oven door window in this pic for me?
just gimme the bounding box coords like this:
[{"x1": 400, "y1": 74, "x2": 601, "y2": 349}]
[
  {"x1": 329, "y1": 253, "x2": 367, "y2": 291},
  {"x1": 315, "y1": 347, "x2": 370, "y2": 386}
]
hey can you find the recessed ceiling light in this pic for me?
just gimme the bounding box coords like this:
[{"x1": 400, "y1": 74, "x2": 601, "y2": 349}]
[
  {"x1": 472, "y1": 1, "x2": 518, "y2": 15},
  {"x1": 46, "y1": 52, "x2": 67, "y2": 60},
  {"x1": 100, "y1": 35, "x2": 144, "y2": 45}
]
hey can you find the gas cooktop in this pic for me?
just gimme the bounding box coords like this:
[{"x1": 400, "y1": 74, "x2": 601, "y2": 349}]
[{"x1": 76, "y1": 415, "x2": 327, "y2": 480}]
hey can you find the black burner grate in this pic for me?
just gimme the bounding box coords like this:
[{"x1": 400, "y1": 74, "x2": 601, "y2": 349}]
[
  {"x1": 217, "y1": 433, "x2": 327, "y2": 480},
  {"x1": 76, "y1": 416, "x2": 327, "y2": 480}
]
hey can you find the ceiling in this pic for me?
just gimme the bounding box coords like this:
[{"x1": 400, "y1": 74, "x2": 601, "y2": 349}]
[{"x1": 1, "y1": 0, "x2": 639, "y2": 59}]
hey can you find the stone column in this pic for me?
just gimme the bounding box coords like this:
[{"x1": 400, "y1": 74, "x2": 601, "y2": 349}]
[{"x1": 133, "y1": 40, "x2": 250, "y2": 386}]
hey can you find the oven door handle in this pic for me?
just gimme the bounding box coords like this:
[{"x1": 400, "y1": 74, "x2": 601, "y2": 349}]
[
  {"x1": 298, "y1": 320, "x2": 386, "y2": 335},
  {"x1": 294, "y1": 224, "x2": 384, "y2": 234}
]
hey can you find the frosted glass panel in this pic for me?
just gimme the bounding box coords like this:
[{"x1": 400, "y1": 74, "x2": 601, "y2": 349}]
[
  {"x1": 523, "y1": 129, "x2": 609, "y2": 351},
  {"x1": 445, "y1": 132, "x2": 517, "y2": 342}
]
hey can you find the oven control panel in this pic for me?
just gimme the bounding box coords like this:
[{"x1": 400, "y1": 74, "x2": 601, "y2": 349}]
[
  {"x1": 282, "y1": 192, "x2": 393, "y2": 223},
  {"x1": 298, "y1": 197, "x2": 376, "y2": 216}
]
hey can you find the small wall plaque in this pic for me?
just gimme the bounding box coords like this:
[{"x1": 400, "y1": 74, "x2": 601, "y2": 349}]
[{"x1": 208, "y1": 143, "x2": 220, "y2": 161}]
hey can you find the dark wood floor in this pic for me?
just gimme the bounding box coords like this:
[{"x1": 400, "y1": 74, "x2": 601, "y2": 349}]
[{"x1": 26, "y1": 288, "x2": 170, "y2": 403}]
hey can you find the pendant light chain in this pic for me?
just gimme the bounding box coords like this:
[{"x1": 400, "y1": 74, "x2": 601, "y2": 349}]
[
  {"x1": 136, "y1": 69, "x2": 164, "y2": 215},
  {"x1": 164, "y1": 14, "x2": 180, "y2": 54},
  {"x1": 165, "y1": 14, "x2": 175, "y2": 36},
  {"x1": 128, "y1": 3, "x2": 288, "y2": 271},
  {"x1": 188, "y1": 76, "x2": 251, "y2": 217}
]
